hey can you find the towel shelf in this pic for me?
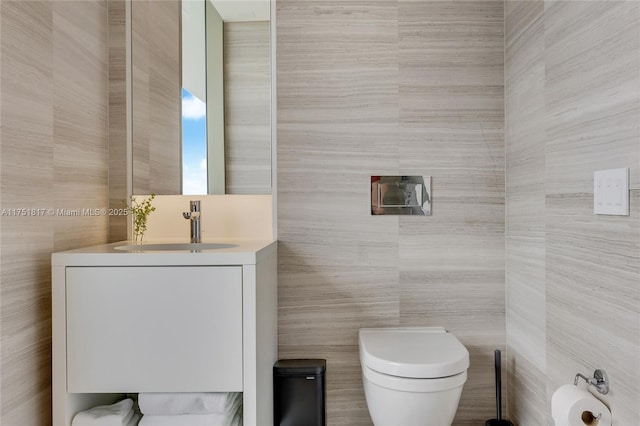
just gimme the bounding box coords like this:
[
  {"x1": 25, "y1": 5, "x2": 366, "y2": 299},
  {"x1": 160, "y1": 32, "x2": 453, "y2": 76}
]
[{"x1": 52, "y1": 240, "x2": 278, "y2": 426}]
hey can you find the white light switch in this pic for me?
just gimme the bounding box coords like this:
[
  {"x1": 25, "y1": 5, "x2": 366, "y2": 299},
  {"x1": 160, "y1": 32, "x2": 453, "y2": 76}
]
[{"x1": 594, "y1": 168, "x2": 629, "y2": 215}]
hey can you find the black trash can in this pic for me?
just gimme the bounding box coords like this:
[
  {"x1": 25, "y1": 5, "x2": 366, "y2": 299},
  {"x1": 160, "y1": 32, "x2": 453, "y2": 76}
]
[{"x1": 274, "y1": 359, "x2": 326, "y2": 426}]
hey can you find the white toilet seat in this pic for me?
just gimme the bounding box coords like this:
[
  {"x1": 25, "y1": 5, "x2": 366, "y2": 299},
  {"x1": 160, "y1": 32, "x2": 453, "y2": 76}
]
[
  {"x1": 362, "y1": 364, "x2": 467, "y2": 393},
  {"x1": 359, "y1": 327, "x2": 470, "y2": 378},
  {"x1": 358, "y1": 327, "x2": 470, "y2": 426}
]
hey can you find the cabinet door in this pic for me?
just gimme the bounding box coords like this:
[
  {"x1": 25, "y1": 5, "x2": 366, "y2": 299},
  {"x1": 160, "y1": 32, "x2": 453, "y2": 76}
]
[{"x1": 66, "y1": 266, "x2": 243, "y2": 392}]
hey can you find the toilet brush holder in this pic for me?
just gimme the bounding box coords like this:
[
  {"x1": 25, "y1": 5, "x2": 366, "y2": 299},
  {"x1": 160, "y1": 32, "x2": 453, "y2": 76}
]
[{"x1": 485, "y1": 350, "x2": 514, "y2": 426}]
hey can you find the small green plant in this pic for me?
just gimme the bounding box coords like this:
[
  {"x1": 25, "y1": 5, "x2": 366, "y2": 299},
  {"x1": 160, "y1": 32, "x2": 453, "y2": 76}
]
[{"x1": 128, "y1": 194, "x2": 156, "y2": 242}]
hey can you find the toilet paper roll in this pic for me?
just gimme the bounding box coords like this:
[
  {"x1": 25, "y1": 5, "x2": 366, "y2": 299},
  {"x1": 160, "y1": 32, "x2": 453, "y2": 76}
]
[{"x1": 552, "y1": 384, "x2": 611, "y2": 426}]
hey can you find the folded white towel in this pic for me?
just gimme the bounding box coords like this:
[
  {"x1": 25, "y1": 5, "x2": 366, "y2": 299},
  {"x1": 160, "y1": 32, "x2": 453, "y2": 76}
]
[
  {"x1": 227, "y1": 410, "x2": 242, "y2": 426},
  {"x1": 138, "y1": 393, "x2": 230, "y2": 415},
  {"x1": 224, "y1": 393, "x2": 242, "y2": 426},
  {"x1": 224, "y1": 393, "x2": 242, "y2": 416},
  {"x1": 126, "y1": 413, "x2": 141, "y2": 426},
  {"x1": 72, "y1": 399, "x2": 134, "y2": 426},
  {"x1": 138, "y1": 413, "x2": 227, "y2": 426}
]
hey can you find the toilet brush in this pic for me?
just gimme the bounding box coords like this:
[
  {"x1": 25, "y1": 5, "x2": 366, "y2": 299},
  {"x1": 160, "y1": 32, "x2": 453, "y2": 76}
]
[{"x1": 485, "y1": 350, "x2": 514, "y2": 426}]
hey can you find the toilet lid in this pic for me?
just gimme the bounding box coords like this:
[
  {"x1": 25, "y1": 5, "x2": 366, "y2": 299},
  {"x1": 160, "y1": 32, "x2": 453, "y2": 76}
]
[{"x1": 359, "y1": 327, "x2": 469, "y2": 379}]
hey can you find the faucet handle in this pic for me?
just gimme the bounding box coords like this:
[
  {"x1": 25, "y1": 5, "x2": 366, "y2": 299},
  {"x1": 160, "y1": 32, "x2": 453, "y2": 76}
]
[
  {"x1": 184, "y1": 200, "x2": 201, "y2": 220},
  {"x1": 184, "y1": 200, "x2": 202, "y2": 243}
]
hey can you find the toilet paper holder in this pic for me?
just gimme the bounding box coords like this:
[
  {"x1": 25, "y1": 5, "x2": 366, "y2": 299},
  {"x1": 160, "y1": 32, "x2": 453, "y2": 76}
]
[{"x1": 574, "y1": 369, "x2": 609, "y2": 395}]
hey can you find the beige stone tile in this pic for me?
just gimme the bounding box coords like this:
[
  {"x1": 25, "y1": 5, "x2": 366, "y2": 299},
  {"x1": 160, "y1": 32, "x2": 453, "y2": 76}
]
[
  {"x1": 277, "y1": 0, "x2": 399, "y2": 124},
  {"x1": 131, "y1": 0, "x2": 181, "y2": 195},
  {"x1": 544, "y1": 1, "x2": 640, "y2": 192},
  {"x1": 399, "y1": 226, "x2": 504, "y2": 272},
  {"x1": 224, "y1": 21, "x2": 271, "y2": 195},
  {"x1": 278, "y1": 265, "x2": 399, "y2": 347},
  {"x1": 505, "y1": 0, "x2": 546, "y2": 393},
  {"x1": 506, "y1": 242, "x2": 545, "y2": 372},
  {"x1": 52, "y1": 0, "x2": 110, "y2": 251},
  {"x1": 0, "y1": 2, "x2": 55, "y2": 422},
  {"x1": 545, "y1": 193, "x2": 640, "y2": 425},
  {"x1": 1, "y1": 1, "x2": 111, "y2": 422},
  {"x1": 399, "y1": 1, "x2": 504, "y2": 124},
  {"x1": 398, "y1": 124, "x2": 504, "y2": 178},
  {"x1": 277, "y1": 1, "x2": 505, "y2": 424},
  {"x1": 108, "y1": 0, "x2": 128, "y2": 242},
  {"x1": 400, "y1": 270, "x2": 505, "y2": 318},
  {"x1": 506, "y1": 350, "x2": 547, "y2": 426}
]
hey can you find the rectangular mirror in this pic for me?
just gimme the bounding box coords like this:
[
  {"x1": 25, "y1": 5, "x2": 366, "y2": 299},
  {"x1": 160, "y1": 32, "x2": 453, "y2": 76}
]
[{"x1": 131, "y1": 0, "x2": 272, "y2": 195}]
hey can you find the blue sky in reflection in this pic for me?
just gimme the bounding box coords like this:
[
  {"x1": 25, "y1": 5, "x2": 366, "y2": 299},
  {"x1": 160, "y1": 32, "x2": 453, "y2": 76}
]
[{"x1": 182, "y1": 88, "x2": 207, "y2": 194}]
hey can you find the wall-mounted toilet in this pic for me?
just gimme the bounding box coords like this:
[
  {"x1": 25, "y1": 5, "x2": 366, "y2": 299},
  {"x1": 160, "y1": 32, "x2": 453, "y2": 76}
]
[{"x1": 358, "y1": 327, "x2": 470, "y2": 426}]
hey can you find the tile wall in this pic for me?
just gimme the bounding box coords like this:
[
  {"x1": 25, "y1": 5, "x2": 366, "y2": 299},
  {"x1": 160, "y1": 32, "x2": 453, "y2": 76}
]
[
  {"x1": 3, "y1": 2, "x2": 637, "y2": 425},
  {"x1": 108, "y1": 0, "x2": 128, "y2": 242},
  {"x1": 505, "y1": 1, "x2": 640, "y2": 425},
  {"x1": 131, "y1": 0, "x2": 181, "y2": 195},
  {"x1": 277, "y1": 1, "x2": 505, "y2": 424},
  {"x1": 224, "y1": 21, "x2": 272, "y2": 195},
  {"x1": 0, "y1": 1, "x2": 110, "y2": 423}
]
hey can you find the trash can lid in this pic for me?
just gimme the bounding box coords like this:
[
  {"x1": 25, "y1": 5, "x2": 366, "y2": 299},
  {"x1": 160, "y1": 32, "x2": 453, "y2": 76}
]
[{"x1": 274, "y1": 359, "x2": 326, "y2": 375}]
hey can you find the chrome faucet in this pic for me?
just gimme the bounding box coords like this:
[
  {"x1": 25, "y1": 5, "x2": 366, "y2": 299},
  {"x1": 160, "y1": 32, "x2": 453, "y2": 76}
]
[{"x1": 182, "y1": 200, "x2": 201, "y2": 243}]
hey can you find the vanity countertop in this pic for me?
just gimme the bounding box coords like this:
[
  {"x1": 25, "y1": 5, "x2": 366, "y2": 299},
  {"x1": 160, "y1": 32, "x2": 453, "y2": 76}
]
[{"x1": 52, "y1": 239, "x2": 277, "y2": 266}]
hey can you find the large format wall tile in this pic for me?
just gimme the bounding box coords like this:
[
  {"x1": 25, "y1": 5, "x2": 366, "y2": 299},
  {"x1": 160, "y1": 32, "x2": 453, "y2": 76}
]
[
  {"x1": 131, "y1": 0, "x2": 181, "y2": 195},
  {"x1": 545, "y1": 196, "x2": 640, "y2": 424},
  {"x1": 277, "y1": 1, "x2": 399, "y2": 125},
  {"x1": 224, "y1": 21, "x2": 271, "y2": 195},
  {"x1": 505, "y1": 1, "x2": 640, "y2": 425},
  {"x1": 399, "y1": 0, "x2": 504, "y2": 125},
  {"x1": 278, "y1": 1, "x2": 399, "y2": 423},
  {"x1": 277, "y1": 1, "x2": 505, "y2": 424},
  {"x1": 506, "y1": 351, "x2": 547, "y2": 426},
  {"x1": 505, "y1": 1, "x2": 547, "y2": 424},
  {"x1": 0, "y1": 1, "x2": 111, "y2": 424},
  {"x1": 108, "y1": 0, "x2": 128, "y2": 242},
  {"x1": 545, "y1": 1, "x2": 640, "y2": 194},
  {"x1": 544, "y1": 2, "x2": 640, "y2": 425},
  {"x1": 52, "y1": 0, "x2": 109, "y2": 251},
  {"x1": 399, "y1": 2, "x2": 505, "y2": 423}
]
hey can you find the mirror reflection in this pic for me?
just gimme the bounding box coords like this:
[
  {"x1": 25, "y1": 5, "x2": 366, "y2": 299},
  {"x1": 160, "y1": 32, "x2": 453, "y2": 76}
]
[{"x1": 131, "y1": 0, "x2": 272, "y2": 196}]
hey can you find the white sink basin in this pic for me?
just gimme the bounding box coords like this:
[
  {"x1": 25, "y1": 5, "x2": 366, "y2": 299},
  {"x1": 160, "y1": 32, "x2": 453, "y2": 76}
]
[{"x1": 114, "y1": 243, "x2": 238, "y2": 251}]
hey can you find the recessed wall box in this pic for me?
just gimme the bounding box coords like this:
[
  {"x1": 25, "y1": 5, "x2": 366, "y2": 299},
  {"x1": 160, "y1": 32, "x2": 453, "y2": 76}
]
[{"x1": 371, "y1": 176, "x2": 431, "y2": 216}]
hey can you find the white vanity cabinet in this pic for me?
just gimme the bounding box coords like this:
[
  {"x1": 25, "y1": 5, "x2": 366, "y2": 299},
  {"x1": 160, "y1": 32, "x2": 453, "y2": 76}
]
[
  {"x1": 66, "y1": 266, "x2": 243, "y2": 393},
  {"x1": 52, "y1": 240, "x2": 277, "y2": 426}
]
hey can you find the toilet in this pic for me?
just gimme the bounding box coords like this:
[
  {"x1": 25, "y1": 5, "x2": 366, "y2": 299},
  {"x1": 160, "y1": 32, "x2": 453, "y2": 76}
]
[{"x1": 358, "y1": 327, "x2": 469, "y2": 426}]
